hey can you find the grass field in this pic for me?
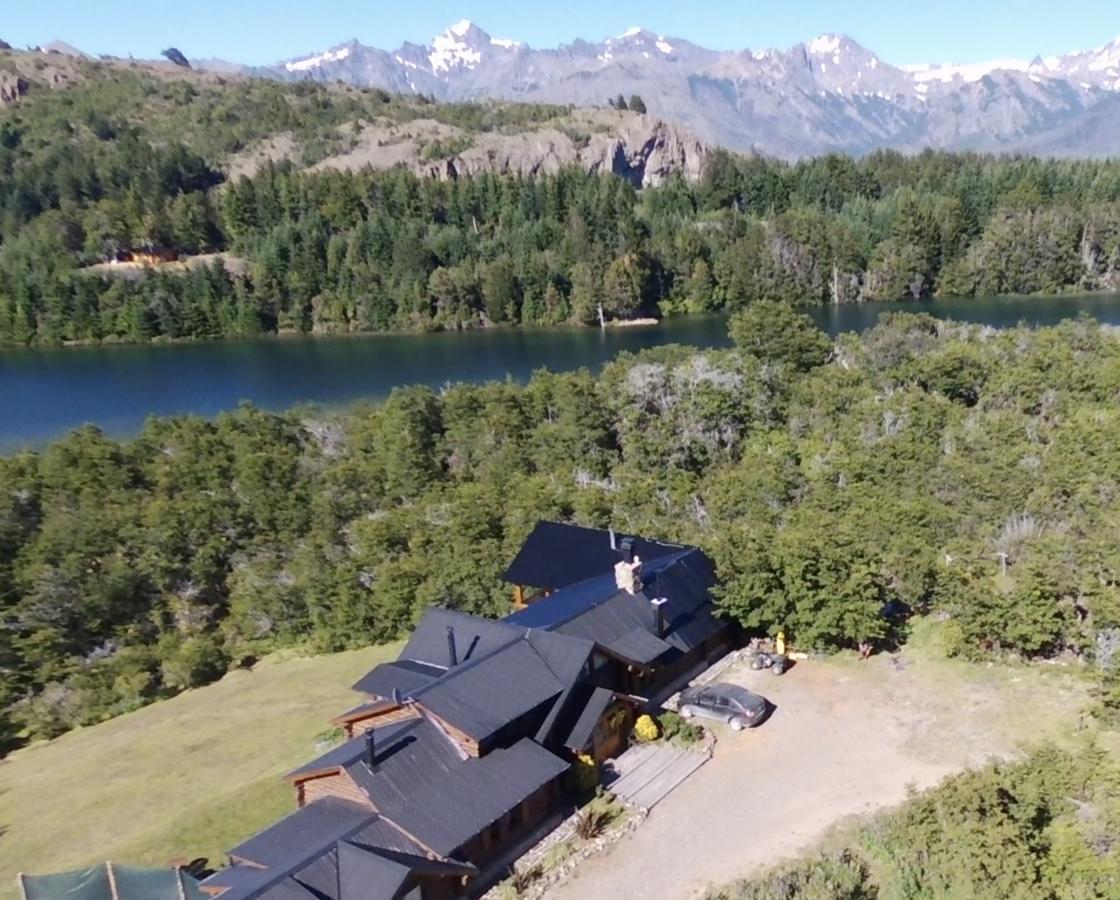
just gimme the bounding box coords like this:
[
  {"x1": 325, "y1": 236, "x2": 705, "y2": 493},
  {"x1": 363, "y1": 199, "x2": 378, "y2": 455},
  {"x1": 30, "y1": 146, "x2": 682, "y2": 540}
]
[{"x1": 0, "y1": 643, "x2": 401, "y2": 899}]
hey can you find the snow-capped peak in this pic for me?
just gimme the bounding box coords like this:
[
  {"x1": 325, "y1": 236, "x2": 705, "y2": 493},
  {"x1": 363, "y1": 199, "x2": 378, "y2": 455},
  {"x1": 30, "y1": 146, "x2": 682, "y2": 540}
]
[
  {"x1": 427, "y1": 19, "x2": 520, "y2": 70},
  {"x1": 429, "y1": 20, "x2": 500, "y2": 72},
  {"x1": 607, "y1": 26, "x2": 656, "y2": 44},
  {"x1": 902, "y1": 57, "x2": 1030, "y2": 83},
  {"x1": 808, "y1": 34, "x2": 842, "y2": 55},
  {"x1": 284, "y1": 43, "x2": 353, "y2": 72}
]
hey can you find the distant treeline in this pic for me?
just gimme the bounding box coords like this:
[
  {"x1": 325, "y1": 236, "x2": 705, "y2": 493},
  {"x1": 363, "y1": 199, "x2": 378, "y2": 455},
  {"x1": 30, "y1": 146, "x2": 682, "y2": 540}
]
[
  {"x1": 3, "y1": 309, "x2": 1120, "y2": 750},
  {"x1": 2, "y1": 64, "x2": 1120, "y2": 343}
]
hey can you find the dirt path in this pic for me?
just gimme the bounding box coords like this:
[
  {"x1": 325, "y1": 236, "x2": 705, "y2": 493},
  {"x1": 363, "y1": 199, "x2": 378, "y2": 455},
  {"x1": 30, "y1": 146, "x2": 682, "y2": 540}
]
[{"x1": 545, "y1": 655, "x2": 1084, "y2": 900}]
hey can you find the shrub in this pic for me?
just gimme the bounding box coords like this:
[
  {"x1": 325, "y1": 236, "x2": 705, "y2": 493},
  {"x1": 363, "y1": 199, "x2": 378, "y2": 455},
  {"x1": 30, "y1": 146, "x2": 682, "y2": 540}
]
[
  {"x1": 508, "y1": 863, "x2": 544, "y2": 895},
  {"x1": 633, "y1": 713, "x2": 660, "y2": 742},
  {"x1": 659, "y1": 710, "x2": 703, "y2": 744},
  {"x1": 705, "y1": 850, "x2": 874, "y2": 899},
  {"x1": 159, "y1": 634, "x2": 229, "y2": 692},
  {"x1": 567, "y1": 751, "x2": 600, "y2": 795},
  {"x1": 574, "y1": 806, "x2": 613, "y2": 840}
]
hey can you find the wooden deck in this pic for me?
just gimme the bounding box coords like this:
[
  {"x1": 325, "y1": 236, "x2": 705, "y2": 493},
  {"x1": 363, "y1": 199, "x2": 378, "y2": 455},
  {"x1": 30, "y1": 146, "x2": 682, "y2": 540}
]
[{"x1": 601, "y1": 743, "x2": 710, "y2": 812}]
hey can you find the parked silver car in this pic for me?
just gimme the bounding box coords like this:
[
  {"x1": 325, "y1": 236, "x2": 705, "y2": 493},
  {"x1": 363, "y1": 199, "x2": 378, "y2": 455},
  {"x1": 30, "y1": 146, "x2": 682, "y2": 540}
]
[{"x1": 678, "y1": 683, "x2": 769, "y2": 730}]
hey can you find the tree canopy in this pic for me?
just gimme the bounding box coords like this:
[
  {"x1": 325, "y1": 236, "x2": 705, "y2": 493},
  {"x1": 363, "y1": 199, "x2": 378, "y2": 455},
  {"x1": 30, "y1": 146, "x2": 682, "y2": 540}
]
[{"x1": 4, "y1": 313, "x2": 1120, "y2": 751}]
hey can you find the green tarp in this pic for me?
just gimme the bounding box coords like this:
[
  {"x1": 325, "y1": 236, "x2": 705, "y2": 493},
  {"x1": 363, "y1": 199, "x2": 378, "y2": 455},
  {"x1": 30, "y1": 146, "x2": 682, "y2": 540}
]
[{"x1": 17, "y1": 862, "x2": 208, "y2": 900}]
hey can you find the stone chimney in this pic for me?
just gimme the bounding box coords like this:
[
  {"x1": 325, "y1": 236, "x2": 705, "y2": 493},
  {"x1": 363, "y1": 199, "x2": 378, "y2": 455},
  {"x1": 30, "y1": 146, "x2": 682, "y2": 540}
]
[{"x1": 614, "y1": 554, "x2": 642, "y2": 594}]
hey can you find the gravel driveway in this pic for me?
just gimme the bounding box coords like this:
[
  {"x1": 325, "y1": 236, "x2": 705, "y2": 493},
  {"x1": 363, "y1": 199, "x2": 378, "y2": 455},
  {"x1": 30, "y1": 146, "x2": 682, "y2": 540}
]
[{"x1": 544, "y1": 654, "x2": 1084, "y2": 900}]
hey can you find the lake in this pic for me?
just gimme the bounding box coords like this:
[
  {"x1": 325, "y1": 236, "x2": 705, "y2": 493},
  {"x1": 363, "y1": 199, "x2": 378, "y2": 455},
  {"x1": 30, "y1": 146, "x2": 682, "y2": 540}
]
[{"x1": 3, "y1": 292, "x2": 1120, "y2": 452}]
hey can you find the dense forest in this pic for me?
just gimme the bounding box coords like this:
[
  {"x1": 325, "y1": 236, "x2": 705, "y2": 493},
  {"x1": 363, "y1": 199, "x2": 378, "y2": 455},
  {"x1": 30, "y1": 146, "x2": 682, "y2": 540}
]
[
  {"x1": 2, "y1": 307, "x2": 1120, "y2": 750},
  {"x1": 708, "y1": 745, "x2": 1120, "y2": 899},
  {"x1": 2, "y1": 62, "x2": 1120, "y2": 343}
]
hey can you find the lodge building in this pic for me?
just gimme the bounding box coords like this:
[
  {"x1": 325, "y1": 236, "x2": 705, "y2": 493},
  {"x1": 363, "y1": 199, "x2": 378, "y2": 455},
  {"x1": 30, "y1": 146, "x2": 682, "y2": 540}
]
[{"x1": 201, "y1": 523, "x2": 732, "y2": 900}]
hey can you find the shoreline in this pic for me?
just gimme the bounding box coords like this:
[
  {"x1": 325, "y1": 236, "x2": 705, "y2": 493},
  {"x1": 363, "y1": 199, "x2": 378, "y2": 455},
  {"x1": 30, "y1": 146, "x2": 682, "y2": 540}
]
[{"x1": 3, "y1": 288, "x2": 1120, "y2": 352}]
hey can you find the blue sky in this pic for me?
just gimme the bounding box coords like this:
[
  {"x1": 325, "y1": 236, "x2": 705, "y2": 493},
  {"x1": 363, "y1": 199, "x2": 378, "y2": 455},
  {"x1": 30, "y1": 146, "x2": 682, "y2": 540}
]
[{"x1": 5, "y1": 0, "x2": 1119, "y2": 66}]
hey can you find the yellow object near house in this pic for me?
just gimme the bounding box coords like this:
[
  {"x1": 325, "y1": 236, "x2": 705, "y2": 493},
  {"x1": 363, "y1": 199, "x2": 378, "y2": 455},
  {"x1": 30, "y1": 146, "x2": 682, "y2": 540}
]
[
  {"x1": 776, "y1": 631, "x2": 786, "y2": 656},
  {"x1": 633, "y1": 713, "x2": 659, "y2": 743}
]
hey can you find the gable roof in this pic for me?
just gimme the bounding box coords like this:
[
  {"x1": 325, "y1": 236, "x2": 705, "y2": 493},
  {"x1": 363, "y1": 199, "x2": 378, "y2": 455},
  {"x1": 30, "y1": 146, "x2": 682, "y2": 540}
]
[
  {"x1": 502, "y1": 521, "x2": 686, "y2": 591},
  {"x1": 208, "y1": 837, "x2": 474, "y2": 900},
  {"x1": 228, "y1": 797, "x2": 375, "y2": 868},
  {"x1": 287, "y1": 718, "x2": 569, "y2": 858},
  {"x1": 563, "y1": 686, "x2": 618, "y2": 752},
  {"x1": 350, "y1": 659, "x2": 446, "y2": 700},
  {"x1": 503, "y1": 548, "x2": 727, "y2": 666},
  {"x1": 286, "y1": 716, "x2": 463, "y2": 785},
  {"x1": 360, "y1": 737, "x2": 570, "y2": 857},
  {"x1": 348, "y1": 620, "x2": 592, "y2": 746},
  {"x1": 400, "y1": 608, "x2": 522, "y2": 669},
  {"x1": 206, "y1": 790, "x2": 476, "y2": 900},
  {"x1": 407, "y1": 639, "x2": 566, "y2": 742}
]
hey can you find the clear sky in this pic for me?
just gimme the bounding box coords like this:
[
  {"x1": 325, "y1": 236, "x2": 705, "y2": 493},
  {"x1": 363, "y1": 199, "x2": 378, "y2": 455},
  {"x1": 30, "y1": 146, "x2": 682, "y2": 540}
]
[{"x1": 4, "y1": 0, "x2": 1119, "y2": 67}]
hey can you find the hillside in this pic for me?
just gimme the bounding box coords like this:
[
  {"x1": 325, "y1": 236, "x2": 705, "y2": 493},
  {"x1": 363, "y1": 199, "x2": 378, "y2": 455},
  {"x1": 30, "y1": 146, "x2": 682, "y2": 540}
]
[
  {"x1": 0, "y1": 47, "x2": 707, "y2": 185},
  {"x1": 1, "y1": 46, "x2": 1120, "y2": 350},
  {"x1": 0, "y1": 645, "x2": 400, "y2": 898}
]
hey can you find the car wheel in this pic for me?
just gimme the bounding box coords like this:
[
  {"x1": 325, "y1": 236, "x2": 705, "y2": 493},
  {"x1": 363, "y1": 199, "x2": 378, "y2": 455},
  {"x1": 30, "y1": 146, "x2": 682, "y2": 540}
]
[
  {"x1": 750, "y1": 659, "x2": 762, "y2": 670},
  {"x1": 771, "y1": 664, "x2": 784, "y2": 676},
  {"x1": 680, "y1": 705, "x2": 695, "y2": 719},
  {"x1": 729, "y1": 717, "x2": 745, "y2": 731}
]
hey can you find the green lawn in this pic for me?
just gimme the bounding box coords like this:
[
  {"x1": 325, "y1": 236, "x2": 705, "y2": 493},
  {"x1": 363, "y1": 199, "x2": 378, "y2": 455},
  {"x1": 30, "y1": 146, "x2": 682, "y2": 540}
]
[{"x1": 0, "y1": 644, "x2": 401, "y2": 899}]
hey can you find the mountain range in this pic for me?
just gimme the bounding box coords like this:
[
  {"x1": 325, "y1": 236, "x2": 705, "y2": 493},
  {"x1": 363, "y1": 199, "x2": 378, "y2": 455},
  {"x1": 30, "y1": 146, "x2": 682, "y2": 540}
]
[{"x1": 242, "y1": 20, "x2": 1120, "y2": 158}]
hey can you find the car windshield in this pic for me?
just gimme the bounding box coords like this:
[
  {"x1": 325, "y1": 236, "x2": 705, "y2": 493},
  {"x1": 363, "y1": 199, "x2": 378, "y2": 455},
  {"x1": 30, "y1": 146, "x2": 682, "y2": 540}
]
[{"x1": 718, "y1": 686, "x2": 759, "y2": 707}]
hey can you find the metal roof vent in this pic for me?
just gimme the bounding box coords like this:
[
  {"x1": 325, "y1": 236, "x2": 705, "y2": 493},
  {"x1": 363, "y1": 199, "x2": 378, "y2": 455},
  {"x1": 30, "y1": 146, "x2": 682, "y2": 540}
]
[
  {"x1": 446, "y1": 625, "x2": 458, "y2": 667},
  {"x1": 651, "y1": 596, "x2": 669, "y2": 637},
  {"x1": 365, "y1": 728, "x2": 377, "y2": 771}
]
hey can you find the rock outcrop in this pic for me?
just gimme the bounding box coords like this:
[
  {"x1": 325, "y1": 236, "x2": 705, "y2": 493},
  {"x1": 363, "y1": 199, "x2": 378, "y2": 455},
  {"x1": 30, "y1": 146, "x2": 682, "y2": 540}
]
[
  {"x1": 309, "y1": 112, "x2": 710, "y2": 187},
  {"x1": 0, "y1": 72, "x2": 28, "y2": 105}
]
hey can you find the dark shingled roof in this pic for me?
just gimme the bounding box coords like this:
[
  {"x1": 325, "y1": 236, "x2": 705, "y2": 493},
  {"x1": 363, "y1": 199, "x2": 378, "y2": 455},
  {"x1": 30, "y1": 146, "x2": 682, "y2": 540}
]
[
  {"x1": 564, "y1": 686, "x2": 617, "y2": 751},
  {"x1": 338, "y1": 841, "x2": 410, "y2": 900},
  {"x1": 502, "y1": 521, "x2": 686, "y2": 591},
  {"x1": 504, "y1": 548, "x2": 728, "y2": 666},
  {"x1": 252, "y1": 880, "x2": 322, "y2": 900},
  {"x1": 288, "y1": 716, "x2": 463, "y2": 786},
  {"x1": 350, "y1": 659, "x2": 446, "y2": 699},
  {"x1": 363, "y1": 737, "x2": 570, "y2": 857},
  {"x1": 406, "y1": 638, "x2": 565, "y2": 742},
  {"x1": 337, "y1": 843, "x2": 474, "y2": 900},
  {"x1": 228, "y1": 797, "x2": 374, "y2": 868},
  {"x1": 399, "y1": 608, "x2": 522, "y2": 669},
  {"x1": 211, "y1": 840, "x2": 475, "y2": 900},
  {"x1": 525, "y1": 628, "x2": 595, "y2": 685},
  {"x1": 208, "y1": 794, "x2": 454, "y2": 900},
  {"x1": 207, "y1": 785, "x2": 476, "y2": 900},
  {"x1": 503, "y1": 551, "x2": 689, "y2": 631}
]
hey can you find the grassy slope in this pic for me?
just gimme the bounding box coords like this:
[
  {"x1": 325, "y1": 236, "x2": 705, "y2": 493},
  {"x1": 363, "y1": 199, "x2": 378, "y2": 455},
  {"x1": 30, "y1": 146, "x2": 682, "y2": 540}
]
[{"x1": 0, "y1": 644, "x2": 400, "y2": 898}]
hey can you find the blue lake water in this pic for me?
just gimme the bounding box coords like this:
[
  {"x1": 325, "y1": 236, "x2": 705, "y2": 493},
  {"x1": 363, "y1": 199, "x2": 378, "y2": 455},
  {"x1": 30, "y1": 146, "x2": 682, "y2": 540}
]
[{"x1": 2, "y1": 292, "x2": 1119, "y2": 452}]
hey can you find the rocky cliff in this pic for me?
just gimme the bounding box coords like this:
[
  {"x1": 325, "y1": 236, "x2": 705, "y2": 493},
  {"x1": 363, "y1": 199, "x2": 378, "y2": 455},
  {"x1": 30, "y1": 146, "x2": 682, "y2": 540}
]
[
  {"x1": 272, "y1": 110, "x2": 711, "y2": 186},
  {"x1": 420, "y1": 116, "x2": 708, "y2": 187}
]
